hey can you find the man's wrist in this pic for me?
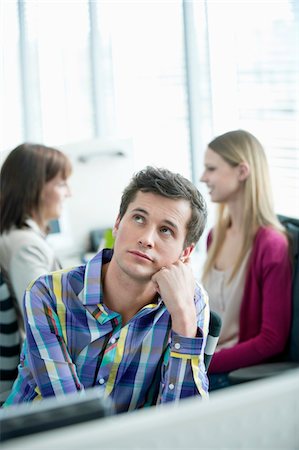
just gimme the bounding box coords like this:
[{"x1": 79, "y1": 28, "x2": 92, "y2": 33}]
[
  {"x1": 170, "y1": 329, "x2": 204, "y2": 356},
  {"x1": 171, "y1": 314, "x2": 197, "y2": 338}
]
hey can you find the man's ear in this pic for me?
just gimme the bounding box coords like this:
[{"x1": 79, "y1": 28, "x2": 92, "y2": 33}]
[
  {"x1": 238, "y1": 162, "x2": 250, "y2": 181},
  {"x1": 112, "y1": 215, "x2": 121, "y2": 237},
  {"x1": 180, "y1": 243, "x2": 195, "y2": 262}
]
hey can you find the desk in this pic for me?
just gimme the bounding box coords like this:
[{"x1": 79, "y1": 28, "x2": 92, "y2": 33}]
[{"x1": 2, "y1": 369, "x2": 299, "y2": 449}]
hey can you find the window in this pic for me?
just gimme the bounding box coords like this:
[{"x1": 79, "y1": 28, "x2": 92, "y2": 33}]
[
  {"x1": 197, "y1": 1, "x2": 299, "y2": 218},
  {"x1": 95, "y1": 1, "x2": 191, "y2": 175},
  {"x1": 0, "y1": 0, "x2": 23, "y2": 151},
  {"x1": 1, "y1": 1, "x2": 298, "y2": 217},
  {"x1": 1, "y1": 0, "x2": 191, "y2": 178}
]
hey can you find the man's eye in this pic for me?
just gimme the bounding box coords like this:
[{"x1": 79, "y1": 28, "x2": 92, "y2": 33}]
[
  {"x1": 133, "y1": 215, "x2": 144, "y2": 223},
  {"x1": 160, "y1": 227, "x2": 172, "y2": 236}
]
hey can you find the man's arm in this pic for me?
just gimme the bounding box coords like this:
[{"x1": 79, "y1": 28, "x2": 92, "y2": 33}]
[
  {"x1": 155, "y1": 281, "x2": 210, "y2": 403},
  {"x1": 24, "y1": 275, "x2": 83, "y2": 398}
]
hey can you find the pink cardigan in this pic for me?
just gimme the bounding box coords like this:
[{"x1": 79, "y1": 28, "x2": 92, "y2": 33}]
[{"x1": 208, "y1": 226, "x2": 292, "y2": 374}]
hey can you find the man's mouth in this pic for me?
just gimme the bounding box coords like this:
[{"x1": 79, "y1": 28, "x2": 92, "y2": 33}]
[{"x1": 128, "y1": 250, "x2": 153, "y2": 262}]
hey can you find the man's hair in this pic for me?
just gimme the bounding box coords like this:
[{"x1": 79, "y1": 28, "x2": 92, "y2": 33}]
[{"x1": 119, "y1": 166, "x2": 207, "y2": 247}]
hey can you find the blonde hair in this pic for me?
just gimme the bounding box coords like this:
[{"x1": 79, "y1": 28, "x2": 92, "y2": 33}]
[{"x1": 202, "y1": 129, "x2": 286, "y2": 283}]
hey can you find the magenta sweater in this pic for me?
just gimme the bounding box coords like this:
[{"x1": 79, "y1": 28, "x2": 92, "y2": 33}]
[{"x1": 208, "y1": 226, "x2": 292, "y2": 374}]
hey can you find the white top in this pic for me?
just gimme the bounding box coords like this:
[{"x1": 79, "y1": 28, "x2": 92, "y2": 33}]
[
  {"x1": 0, "y1": 219, "x2": 61, "y2": 313},
  {"x1": 203, "y1": 251, "x2": 250, "y2": 350}
]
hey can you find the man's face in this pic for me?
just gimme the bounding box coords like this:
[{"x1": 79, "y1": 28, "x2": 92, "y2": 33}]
[{"x1": 112, "y1": 191, "x2": 193, "y2": 283}]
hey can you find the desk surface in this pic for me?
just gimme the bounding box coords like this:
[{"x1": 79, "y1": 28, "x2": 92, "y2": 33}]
[{"x1": 2, "y1": 368, "x2": 299, "y2": 450}]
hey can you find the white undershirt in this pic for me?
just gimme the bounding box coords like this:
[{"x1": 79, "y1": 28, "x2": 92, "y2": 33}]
[{"x1": 203, "y1": 251, "x2": 251, "y2": 350}]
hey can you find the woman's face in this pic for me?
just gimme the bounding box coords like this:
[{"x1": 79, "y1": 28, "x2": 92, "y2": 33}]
[
  {"x1": 40, "y1": 173, "x2": 71, "y2": 222},
  {"x1": 200, "y1": 147, "x2": 243, "y2": 203}
]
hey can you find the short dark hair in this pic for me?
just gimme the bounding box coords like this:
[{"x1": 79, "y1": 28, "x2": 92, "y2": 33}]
[
  {"x1": 119, "y1": 166, "x2": 207, "y2": 247},
  {"x1": 0, "y1": 143, "x2": 72, "y2": 233}
]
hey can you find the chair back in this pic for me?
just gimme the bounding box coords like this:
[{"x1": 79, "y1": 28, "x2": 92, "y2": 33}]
[
  {"x1": 204, "y1": 310, "x2": 222, "y2": 370},
  {"x1": 278, "y1": 215, "x2": 299, "y2": 362},
  {"x1": 0, "y1": 270, "x2": 21, "y2": 404}
]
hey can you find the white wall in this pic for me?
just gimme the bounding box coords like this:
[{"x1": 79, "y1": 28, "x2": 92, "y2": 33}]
[{"x1": 49, "y1": 137, "x2": 134, "y2": 261}]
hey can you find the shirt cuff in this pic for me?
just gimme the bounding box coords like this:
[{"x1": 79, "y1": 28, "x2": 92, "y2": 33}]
[{"x1": 170, "y1": 329, "x2": 204, "y2": 355}]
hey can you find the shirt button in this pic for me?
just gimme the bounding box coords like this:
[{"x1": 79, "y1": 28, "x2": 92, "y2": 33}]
[
  {"x1": 174, "y1": 343, "x2": 181, "y2": 350},
  {"x1": 99, "y1": 378, "x2": 105, "y2": 385},
  {"x1": 169, "y1": 383, "x2": 175, "y2": 390},
  {"x1": 110, "y1": 337, "x2": 116, "y2": 344}
]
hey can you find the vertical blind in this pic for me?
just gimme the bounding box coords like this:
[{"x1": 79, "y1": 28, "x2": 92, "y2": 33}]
[
  {"x1": 1, "y1": 0, "x2": 191, "y2": 179},
  {"x1": 101, "y1": 1, "x2": 191, "y2": 175},
  {"x1": 205, "y1": 1, "x2": 299, "y2": 218},
  {"x1": 1, "y1": 0, "x2": 298, "y2": 217}
]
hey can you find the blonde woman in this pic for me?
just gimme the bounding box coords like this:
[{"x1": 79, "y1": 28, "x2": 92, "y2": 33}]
[{"x1": 200, "y1": 130, "x2": 292, "y2": 390}]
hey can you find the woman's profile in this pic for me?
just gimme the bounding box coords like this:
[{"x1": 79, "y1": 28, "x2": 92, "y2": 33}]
[{"x1": 0, "y1": 143, "x2": 72, "y2": 315}]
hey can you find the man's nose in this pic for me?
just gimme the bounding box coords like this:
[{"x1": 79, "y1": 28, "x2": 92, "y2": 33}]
[{"x1": 138, "y1": 228, "x2": 155, "y2": 248}]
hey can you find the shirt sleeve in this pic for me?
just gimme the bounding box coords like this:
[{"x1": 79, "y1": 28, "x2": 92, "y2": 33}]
[
  {"x1": 157, "y1": 284, "x2": 210, "y2": 402},
  {"x1": 23, "y1": 276, "x2": 84, "y2": 398}
]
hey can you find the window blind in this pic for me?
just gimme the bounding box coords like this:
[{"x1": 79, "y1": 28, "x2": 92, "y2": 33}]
[{"x1": 206, "y1": 0, "x2": 299, "y2": 218}]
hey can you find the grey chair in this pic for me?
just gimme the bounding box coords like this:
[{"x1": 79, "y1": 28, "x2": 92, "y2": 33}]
[{"x1": 228, "y1": 215, "x2": 299, "y2": 383}]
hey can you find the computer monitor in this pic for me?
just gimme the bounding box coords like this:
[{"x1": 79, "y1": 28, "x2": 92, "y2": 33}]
[
  {"x1": 0, "y1": 387, "x2": 113, "y2": 443},
  {"x1": 48, "y1": 219, "x2": 61, "y2": 234}
]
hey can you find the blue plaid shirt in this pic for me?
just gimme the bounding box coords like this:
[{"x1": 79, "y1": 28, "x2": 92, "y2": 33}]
[{"x1": 5, "y1": 249, "x2": 209, "y2": 412}]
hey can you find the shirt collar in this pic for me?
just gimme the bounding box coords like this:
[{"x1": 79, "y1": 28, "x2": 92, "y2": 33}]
[
  {"x1": 82, "y1": 248, "x2": 113, "y2": 306},
  {"x1": 81, "y1": 248, "x2": 164, "y2": 309},
  {"x1": 25, "y1": 218, "x2": 47, "y2": 238}
]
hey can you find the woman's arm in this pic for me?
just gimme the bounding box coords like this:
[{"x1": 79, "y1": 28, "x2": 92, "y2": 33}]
[{"x1": 209, "y1": 231, "x2": 292, "y2": 373}]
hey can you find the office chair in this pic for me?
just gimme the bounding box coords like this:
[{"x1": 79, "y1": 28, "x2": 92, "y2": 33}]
[
  {"x1": 204, "y1": 310, "x2": 222, "y2": 370},
  {"x1": 228, "y1": 215, "x2": 299, "y2": 383},
  {"x1": 0, "y1": 271, "x2": 21, "y2": 405}
]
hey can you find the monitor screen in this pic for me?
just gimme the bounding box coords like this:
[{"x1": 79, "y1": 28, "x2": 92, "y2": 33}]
[
  {"x1": 46, "y1": 211, "x2": 76, "y2": 262},
  {"x1": 48, "y1": 219, "x2": 61, "y2": 234},
  {"x1": 0, "y1": 387, "x2": 113, "y2": 443}
]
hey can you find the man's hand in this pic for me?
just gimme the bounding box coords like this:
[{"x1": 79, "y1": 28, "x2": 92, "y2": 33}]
[{"x1": 151, "y1": 259, "x2": 197, "y2": 338}]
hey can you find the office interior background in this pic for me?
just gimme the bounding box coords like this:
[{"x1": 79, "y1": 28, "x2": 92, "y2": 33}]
[
  {"x1": 1, "y1": 2, "x2": 299, "y2": 448},
  {"x1": 1, "y1": 0, "x2": 299, "y2": 263}
]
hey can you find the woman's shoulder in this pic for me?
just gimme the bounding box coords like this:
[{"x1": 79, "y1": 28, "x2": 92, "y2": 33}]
[
  {"x1": 1, "y1": 226, "x2": 39, "y2": 240},
  {"x1": 256, "y1": 226, "x2": 288, "y2": 245},
  {"x1": 0, "y1": 226, "x2": 47, "y2": 253},
  {"x1": 254, "y1": 226, "x2": 289, "y2": 257}
]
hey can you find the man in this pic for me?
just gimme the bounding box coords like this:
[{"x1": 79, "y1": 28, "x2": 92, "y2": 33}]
[{"x1": 5, "y1": 167, "x2": 209, "y2": 412}]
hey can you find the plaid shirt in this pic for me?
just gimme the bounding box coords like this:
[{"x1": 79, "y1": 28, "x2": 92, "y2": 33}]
[{"x1": 5, "y1": 249, "x2": 209, "y2": 412}]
